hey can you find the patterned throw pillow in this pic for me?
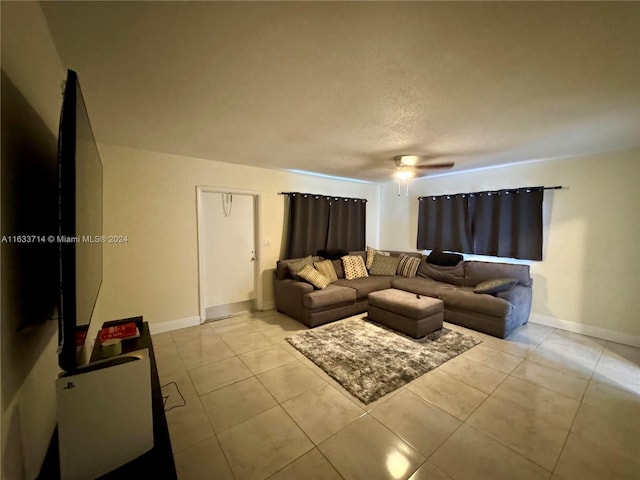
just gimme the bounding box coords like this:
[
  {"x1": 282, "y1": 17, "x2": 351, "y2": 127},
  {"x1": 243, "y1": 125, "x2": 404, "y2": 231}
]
[
  {"x1": 314, "y1": 260, "x2": 338, "y2": 283},
  {"x1": 369, "y1": 254, "x2": 401, "y2": 276},
  {"x1": 287, "y1": 255, "x2": 313, "y2": 280},
  {"x1": 473, "y1": 278, "x2": 518, "y2": 294},
  {"x1": 365, "y1": 245, "x2": 390, "y2": 269},
  {"x1": 397, "y1": 253, "x2": 421, "y2": 277},
  {"x1": 297, "y1": 264, "x2": 330, "y2": 289},
  {"x1": 342, "y1": 255, "x2": 369, "y2": 280}
]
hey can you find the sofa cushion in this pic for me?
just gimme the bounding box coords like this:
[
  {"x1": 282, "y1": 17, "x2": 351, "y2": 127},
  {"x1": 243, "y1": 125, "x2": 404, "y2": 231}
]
[
  {"x1": 368, "y1": 289, "x2": 444, "y2": 320},
  {"x1": 288, "y1": 256, "x2": 315, "y2": 280},
  {"x1": 417, "y1": 259, "x2": 465, "y2": 286},
  {"x1": 369, "y1": 254, "x2": 400, "y2": 276},
  {"x1": 474, "y1": 278, "x2": 518, "y2": 294},
  {"x1": 314, "y1": 260, "x2": 338, "y2": 283},
  {"x1": 427, "y1": 248, "x2": 463, "y2": 266},
  {"x1": 365, "y1": 246, "x2": 390, "y2": 269},
  {"x1": 440, "y1": 288, "x2": 513, "y2": 318},
  {"x1": 332, "y1": 259, "x2": 345, "y2": 279},
  {"x1": 391, "y1": 276, "x2": 457, "y2": 298},
  {"x1": 396, "y1": 253, "x2": 421, "y2": 277},
  {"x1": 297, "y1": 264, "x2": 330, "y2": 289},
  {"x1": 342, "y1": 255, "x2": 369, "y2": 280},
  {"x1": 276, "y1": 255, "x2": 322, "y2": 280},
  {"x1": 334, "y1": 276, "x2": 394, "y2": 299},
  {"x1": 303, "y1": 284, "x2": 357, "y2": 309},
  {"x1": 465, "y1": 261, "x2": 532, "y2": 287}
]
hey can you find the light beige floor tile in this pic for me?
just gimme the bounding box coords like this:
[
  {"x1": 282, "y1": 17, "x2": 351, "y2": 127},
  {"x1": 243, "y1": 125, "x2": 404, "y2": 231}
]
[
  {"x1": 539, "y1": 333, "x2": 605, "y2": 363},
  {"x1": 370, "y1": 389, "x2": 461, "y2": 457},
  {"x1": 603, "y1": 340, "x2": 640, "y2": 362},
  {"x1": 438, "y1": 354, "x2": 508, "y2": 394},
  {"x1": 527, "y1": 336, "x2": 602, "y2": 378},
  {"x1": 201, "y1": 377, "x2": 278, "y2": 433},
  {"x1": 571, "y1": 402, "x2": 640, "y2": 464},
  {"x1": 266, "y1": 448, "x2": 342, "y2": 480},
  {"x1": 508, "y1": 322, "x2": 554, "y2": 346},
  {"x1": 175, "y1": 334, "x2": 236, "y2": 369},
  {"x1": 462, "y1": 344, "x2": 523, "y2": 374},
  {"x1": 171, "y1": 323, "x2": 220, "y2": 343},
  {"x1": 218, "y1": 406, "x2": 314, "y2": 480},
  {"x1": 318, "y1": 414, "x2": 426, "y2": 480},
  {"x1": 592, "y1": 342, "x2": 640, "y2": 394},
  {"x1": 407, "y1": 461, "x2": 454, "y2": 480},
  {"x1": 554, "y1": 432, "x2": 640, "y2": 480},
  {"x1": 257, "y1": 315, "x2": 309, "y2": 339},
  {"x1": 207, "y1": 315, "x2": 253, "y2": 330},
  {"x1": 511, "y1": 359, "x2": 590, "y2": 401},
  {"x1": 239, "y1": 345, "x2": 298, "y2": 375},
  {"x1": 173, "y1": 435, "x2": 234, "y2": 480},
  {"x1": 165, "y1": 397, "x2": 215, "y2": 454},
  {"x1": 257, "y1": 361, "x2": 327, "y2": 403},
  {"x1": 408, "y1": 370, "x2": 487, "y2": 420},
  {"x1": 476, "y1": 332, "x2": 532, "y2": 357},
  {"x1": 492, "y1": 376, "x2": 580, "y2": 429},
  {"x1": 156, "y1": 354, "x2": 199, "y2": 401},
  {"x1": 188, "y1": 356, "x2": 253, "y2": 395},
  {"x1": 430, "y1": 424, "x2": 550, "y2": 480},
  {"x1": 467, "y1": 395, "x2": 568, "y2": 471},
  {"x1": 582, "y1": 379, "x2": 640, "y2": 420},
  {"x1": 545, "y1": 329, "x2": 606, "y2": 350},
  {"x1": 155, "y1": 344, "x2": 184, "y2": 377},
  {"x1": 151, "y1": 331, "x2": 176, "y2": 349},
  {"x1": 282, "y1": 383, "x2": 364, "y2": 444},
  {"x1": 214, "y1": 321, "x2": 259, "y2": 339},
  {"x1": 223, "y1": 330, "x2": 274, "y2": 355}
]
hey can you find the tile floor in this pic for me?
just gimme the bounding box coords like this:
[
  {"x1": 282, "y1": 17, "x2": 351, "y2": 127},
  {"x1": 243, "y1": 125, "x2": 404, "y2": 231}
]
[{"x1": 152, "y1": 310, "x2": 640, "y2": 480}]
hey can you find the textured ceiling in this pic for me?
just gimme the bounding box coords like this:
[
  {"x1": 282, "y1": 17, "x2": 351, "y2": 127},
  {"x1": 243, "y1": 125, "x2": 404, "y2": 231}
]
[{"x1": 40, "y1": 1, "x2": 640, "y2": 183}]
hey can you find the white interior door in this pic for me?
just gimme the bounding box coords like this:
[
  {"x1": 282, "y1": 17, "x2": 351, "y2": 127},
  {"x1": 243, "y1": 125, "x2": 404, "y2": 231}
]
[{"x1": 201, "y1": 191, "x2": 256, "y2": 319}]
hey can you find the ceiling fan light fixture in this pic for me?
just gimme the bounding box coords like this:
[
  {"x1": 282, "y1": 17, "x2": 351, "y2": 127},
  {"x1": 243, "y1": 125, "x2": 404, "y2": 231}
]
[
  {"x1": 395, "y1": 155, "x2": 419, "y2": 166},
  {"x1": 394, "y1": 167, "x2": 414, "y2": 180}
]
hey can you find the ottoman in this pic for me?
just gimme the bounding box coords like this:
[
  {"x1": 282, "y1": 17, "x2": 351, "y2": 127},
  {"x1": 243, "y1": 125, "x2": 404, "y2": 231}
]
[{"x1": 368, "y1": 288, "x2": 444, "y2": 338}]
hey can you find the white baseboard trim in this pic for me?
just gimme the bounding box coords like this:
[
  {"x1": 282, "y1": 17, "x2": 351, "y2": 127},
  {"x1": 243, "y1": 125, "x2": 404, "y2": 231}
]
[
  {"x1": 148, "y1": 316, "x2": 201, "y2": 335},
  {"x1": 261, "y1": 301, "x2": 275, "y2": 311},
  {"x1": 529, "y1": 313, "x2": 640, "y2": 347}
]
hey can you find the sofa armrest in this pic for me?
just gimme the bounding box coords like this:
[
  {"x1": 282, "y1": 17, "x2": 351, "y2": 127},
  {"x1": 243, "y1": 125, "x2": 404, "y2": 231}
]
[
  {"x1": 273, "y1": 278, "x2": 313, "y2": 317},
  {"x1": 496, "y1": 284, "x2": 532, "y2": 326}
]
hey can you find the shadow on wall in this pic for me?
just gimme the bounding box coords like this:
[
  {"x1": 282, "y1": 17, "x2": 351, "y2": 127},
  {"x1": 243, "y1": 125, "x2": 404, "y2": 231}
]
[{"x1": 1, "y1": 71, "x2": 59, "y2": 409}]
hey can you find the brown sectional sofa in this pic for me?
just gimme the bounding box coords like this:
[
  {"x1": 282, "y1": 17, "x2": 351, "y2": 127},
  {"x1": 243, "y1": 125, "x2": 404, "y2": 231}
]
[{"x1": 274, "y1": 251, "x2": 532, "y2": 338}]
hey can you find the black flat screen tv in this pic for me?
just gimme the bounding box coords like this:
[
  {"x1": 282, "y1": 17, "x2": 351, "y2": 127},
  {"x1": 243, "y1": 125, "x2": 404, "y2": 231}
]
[{"x1": 57, "y1": 69, "x2": 103, "y2": 372}]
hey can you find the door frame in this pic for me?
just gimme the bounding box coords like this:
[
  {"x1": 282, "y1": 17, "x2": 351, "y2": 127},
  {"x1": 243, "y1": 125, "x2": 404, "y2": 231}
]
[{"x1": 196, "y1": 186, "x2": 263, "y2": 324}]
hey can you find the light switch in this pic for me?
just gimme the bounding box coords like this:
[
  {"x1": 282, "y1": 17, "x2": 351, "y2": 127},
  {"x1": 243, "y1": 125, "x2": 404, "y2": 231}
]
[{"x1": 263, "y1": 237, "x2": 271, "y2": 247}]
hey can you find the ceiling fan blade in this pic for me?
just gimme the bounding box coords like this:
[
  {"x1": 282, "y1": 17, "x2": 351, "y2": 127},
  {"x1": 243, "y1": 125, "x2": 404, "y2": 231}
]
[{"x1": 414, "y1": 162, "x2": 455, "y2": 170}]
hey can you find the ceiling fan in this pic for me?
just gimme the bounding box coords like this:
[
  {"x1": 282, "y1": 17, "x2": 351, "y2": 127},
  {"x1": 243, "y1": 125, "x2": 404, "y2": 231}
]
[
  {"x1": 392, "y1": 155, "x2": 454, "y2": 196},
  {"x1": 393, "y1": 155, "x2": 455, "y2": 180}
]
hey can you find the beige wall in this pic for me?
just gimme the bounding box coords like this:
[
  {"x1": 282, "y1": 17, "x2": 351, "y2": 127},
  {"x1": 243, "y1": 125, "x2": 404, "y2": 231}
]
[
  {"x1": 1, "y1": 2, "x2": 66, "y2": 478},
  {"x1": 95, "y1": 143, "x2": 381, "y2": 330},
  {"x1": 380, "y1": 149, "x2": 640, "y2": 345}
]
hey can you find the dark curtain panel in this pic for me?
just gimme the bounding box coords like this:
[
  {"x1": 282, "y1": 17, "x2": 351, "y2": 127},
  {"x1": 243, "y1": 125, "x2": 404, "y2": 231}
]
[
  {"x1": 417, "y1": 194, "x2": 473, "y2": 252},
  {"x1": 471, "y1": 187, "x2": 543, "y2": 260},
  {"x1": 326, "y1": 198, "x2": 366, "y2": 252},
  {"x1": 284, "y1": 194, "x2": 330, "y2": 259}
]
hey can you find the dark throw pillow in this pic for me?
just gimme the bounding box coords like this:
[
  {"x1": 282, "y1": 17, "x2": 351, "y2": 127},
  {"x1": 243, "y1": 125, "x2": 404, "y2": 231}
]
[
  {"x1": 473, "y1": 278, "x2": 518, "y2": 294},
  {"x1": 317, "y1": 249, "x2": 349, "y2": 260},
  {"x1": 427, "y1": 248, "x2": 463, "y2": 267}
]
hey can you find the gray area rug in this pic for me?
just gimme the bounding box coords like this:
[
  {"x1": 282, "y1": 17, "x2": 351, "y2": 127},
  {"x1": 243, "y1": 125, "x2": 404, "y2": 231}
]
[{"x1": 286, "y1": 317, "x2": 481, "y2": 404}]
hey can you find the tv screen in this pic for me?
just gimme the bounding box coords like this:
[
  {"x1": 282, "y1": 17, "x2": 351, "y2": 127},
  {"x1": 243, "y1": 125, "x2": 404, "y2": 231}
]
[{"x1": 58, "y1": 70, "x2": 103, "y2": 372}]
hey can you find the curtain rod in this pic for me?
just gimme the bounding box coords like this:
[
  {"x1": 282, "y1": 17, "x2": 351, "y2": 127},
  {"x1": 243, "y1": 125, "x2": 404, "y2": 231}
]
[
  {"x1": 278, "y1": 192, "x2": 367, "y2": 202},
  {"x1": 418, "y1": 185, "x2": 564, "y2": 200}
]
